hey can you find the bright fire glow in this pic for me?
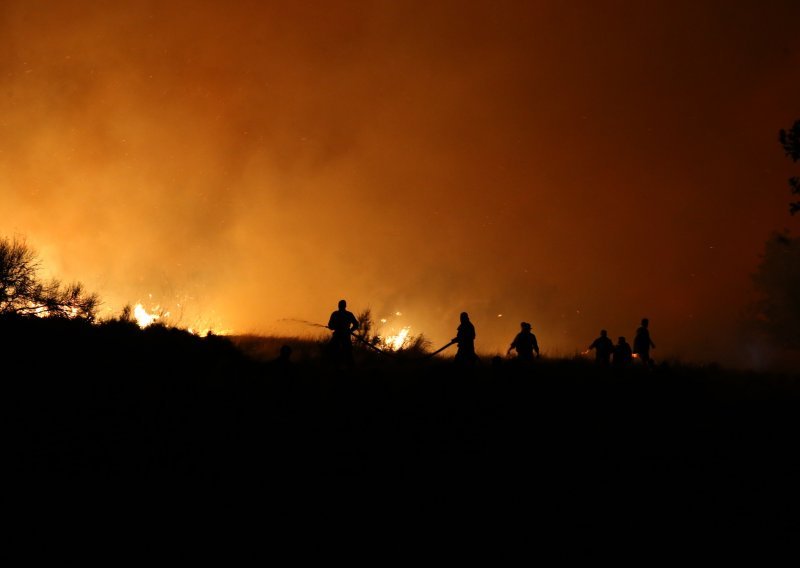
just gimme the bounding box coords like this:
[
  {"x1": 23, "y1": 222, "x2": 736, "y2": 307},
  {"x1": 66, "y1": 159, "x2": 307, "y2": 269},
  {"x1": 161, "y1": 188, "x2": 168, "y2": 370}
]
[
  {"x1": 384, "y1": 326, "x2": 411, "y2": 351},
  {"x1": 188, "y1": 327, "x2": 233, "y2": 337},
  {"x1": 134, "y1": 303, "x2": 159, "y2": 328}
]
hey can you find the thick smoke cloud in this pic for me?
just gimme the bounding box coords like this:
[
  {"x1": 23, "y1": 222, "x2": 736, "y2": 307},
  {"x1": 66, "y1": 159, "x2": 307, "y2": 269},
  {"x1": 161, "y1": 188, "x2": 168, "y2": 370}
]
[{"x1": 1, "y1": 1, "x2": 799, "y2": 365}]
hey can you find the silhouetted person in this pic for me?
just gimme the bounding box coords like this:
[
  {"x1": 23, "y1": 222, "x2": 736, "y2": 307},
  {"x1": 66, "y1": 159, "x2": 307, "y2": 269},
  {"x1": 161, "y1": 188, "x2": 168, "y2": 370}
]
[
  {"x1": 587, "y1": 329, "x2": 614, "y2": 365},
  {"x1": 633, "y1": 318, "x2": 656, "y2": 365},
  {"x1": 327, "y1": 299, "x2": 359, "y2": 368},
  {"x1": 613, "y1": 336, "x2": 632, "y2": 367},
  {"x1": 507, "y1": 321, "x2": 540, "y2": 362},
  {"x1": 273, "y1": 344, "x2": 293, "y2": 370},
  {"x1": 452, "y1": 312, "x2": 478, "y2": 365},
  {"x1": 268, "y1": 344, "x2": 295, "y2": 388}
]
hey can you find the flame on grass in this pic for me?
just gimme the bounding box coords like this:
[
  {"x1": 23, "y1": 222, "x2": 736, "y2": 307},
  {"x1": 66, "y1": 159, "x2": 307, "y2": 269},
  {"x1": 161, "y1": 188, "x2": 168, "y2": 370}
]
[
  {"x1": 373, "y1": 309, "x2": 414, "y2": 351},
  {"x1": 133, "y1": 303, "x2": 164, "y2": 328},
  {"x1": 383, "y1": 326, "x2": 412, "y2": 351},
  {"x1": 134, "y1": 303, "x2": 232, "y2": 336},
  {"x1": 188, "y1": 326, "x2": 233, "y2": 337}
]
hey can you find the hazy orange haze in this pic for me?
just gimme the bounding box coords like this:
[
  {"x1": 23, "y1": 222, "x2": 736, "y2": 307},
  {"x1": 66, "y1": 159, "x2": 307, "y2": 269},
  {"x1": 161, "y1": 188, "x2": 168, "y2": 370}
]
[{"x1": 2, "y1": 1, "x2": 799, "y2": 365}]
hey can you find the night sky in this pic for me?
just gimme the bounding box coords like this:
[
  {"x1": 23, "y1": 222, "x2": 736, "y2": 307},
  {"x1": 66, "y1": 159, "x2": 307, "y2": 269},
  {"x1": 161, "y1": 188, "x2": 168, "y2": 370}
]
[{"x1": 2, "y1": 1, "x2": 799, "y2": 365}]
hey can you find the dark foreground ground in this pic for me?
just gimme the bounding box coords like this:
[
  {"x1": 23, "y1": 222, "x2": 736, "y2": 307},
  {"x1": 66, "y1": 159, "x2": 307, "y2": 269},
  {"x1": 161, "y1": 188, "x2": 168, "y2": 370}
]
[{"x1": 4, "y1": 316, "x2": 800, "y2": 556}]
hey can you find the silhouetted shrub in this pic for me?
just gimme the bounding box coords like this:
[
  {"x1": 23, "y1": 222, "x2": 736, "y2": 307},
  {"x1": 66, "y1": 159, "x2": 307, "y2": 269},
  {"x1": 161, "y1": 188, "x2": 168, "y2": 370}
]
[
  {"x1": 779, "y1": 119, "x2": 800, "y2": 214},
  {"x1": 0, "y1": 235, "x2": 98, "y2": 320}
]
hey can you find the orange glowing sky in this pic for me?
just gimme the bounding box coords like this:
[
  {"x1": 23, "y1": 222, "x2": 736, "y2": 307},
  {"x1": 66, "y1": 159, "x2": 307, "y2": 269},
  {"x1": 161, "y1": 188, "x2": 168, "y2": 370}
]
[{"x1": 2, "y1": 1, "x2": 799, "y2": 365}]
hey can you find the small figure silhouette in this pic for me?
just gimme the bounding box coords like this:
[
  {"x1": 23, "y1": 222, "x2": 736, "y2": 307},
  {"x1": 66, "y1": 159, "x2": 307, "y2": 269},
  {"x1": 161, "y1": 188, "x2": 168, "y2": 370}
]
[
  {"x1": 587, "y1": 329, "x2": 614, "y2": 365},
  {"x1": 633, "y1": 318, "x2": 656, "y2": 365},
  {"x1": 327, "y1": 299, "x2": 359, "y2": 368},
  {"x1": 274, "y1": 344, "x2": 292, "y2": 369},
  {"x1": 613, "y1": 336, "x2": 633, "y2": 368},
  {"x1": 507, "y1": 321, "x2": 540, "y2": 362},
  {"x1": 452, "y1": 311, "x2": 478, "y2": 365},
  {"x1": 268, "y1": 344, "x2": 294, "y2": 381}
]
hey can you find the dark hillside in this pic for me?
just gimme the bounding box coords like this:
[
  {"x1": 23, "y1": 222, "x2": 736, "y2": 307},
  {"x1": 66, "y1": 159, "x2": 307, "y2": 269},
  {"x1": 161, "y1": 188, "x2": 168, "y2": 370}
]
[{"x1": 4, "y1": 315, "x2": 799, "y2": 549}]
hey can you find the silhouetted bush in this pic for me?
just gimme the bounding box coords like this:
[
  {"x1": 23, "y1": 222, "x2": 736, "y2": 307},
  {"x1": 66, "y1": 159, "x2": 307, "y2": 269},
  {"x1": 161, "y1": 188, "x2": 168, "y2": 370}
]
[
  {"x1": 779, "y1": 119, "x2": 800, "y2": 214},
  {"x1": 0, "y1": 236, "x2": 98, "y2": 319}
]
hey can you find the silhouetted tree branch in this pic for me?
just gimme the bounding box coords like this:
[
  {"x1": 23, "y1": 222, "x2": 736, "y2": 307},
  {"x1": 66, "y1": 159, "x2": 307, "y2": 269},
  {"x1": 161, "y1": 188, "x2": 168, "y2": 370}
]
[
  {"x1": 778, "y1": 119, "x2": 800, "y2": 215},
  {"x1": 0, "y1": 236, "x2": 99, "y2": 320},
  {"x1": 751, "y1": 232, "x2": 800, "y2": 349}
]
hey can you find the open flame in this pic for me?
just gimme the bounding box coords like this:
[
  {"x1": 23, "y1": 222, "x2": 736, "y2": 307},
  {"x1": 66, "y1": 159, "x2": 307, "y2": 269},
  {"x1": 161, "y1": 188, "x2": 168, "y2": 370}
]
[
  {"x1": 374, "y1": 309, "x2": 412, "y2": 351},
  {"x1": 384, "y1": 326, "x2": 411, "y2": 351},
  {"x1": 188, "y1": 326, "x2": 233, "y2": 337},
  {"x1": 133, "y1": 303, "x2": 160, "y2": 328},
  {"x1": 132, "y1": 300, "x2": 232, "y2": 336}
]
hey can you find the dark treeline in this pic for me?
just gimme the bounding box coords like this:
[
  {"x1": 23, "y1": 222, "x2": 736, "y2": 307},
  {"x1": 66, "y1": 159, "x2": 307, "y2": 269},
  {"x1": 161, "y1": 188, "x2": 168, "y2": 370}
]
[{"x1": 5, "y1": 314, "x2": 800, "y2": 550}]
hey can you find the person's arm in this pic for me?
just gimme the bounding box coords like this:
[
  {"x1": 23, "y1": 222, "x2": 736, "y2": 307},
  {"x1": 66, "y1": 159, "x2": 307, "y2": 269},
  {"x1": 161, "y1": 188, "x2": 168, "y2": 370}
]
[
  {"x1": 349, "y1": 313, "x2": 360, "y2": 332},
  {"x1": 327, "y1": 313, "x2": 335, "y2": 330}
]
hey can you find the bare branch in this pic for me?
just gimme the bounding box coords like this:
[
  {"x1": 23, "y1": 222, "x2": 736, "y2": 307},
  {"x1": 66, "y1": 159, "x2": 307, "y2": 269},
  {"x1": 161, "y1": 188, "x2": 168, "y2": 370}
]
[{"x1": 0, "y1": 236, "x2": 99, "y2": 320}]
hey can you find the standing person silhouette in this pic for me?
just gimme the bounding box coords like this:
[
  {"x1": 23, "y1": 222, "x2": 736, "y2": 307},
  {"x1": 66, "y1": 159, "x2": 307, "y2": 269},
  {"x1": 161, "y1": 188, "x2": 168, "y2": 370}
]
[
  {"x1": 633, "y1": 318, "x2": 656, "y2": 365},
  {"x1": 613, "y1": 336, "x2": 632, "y2": 367},
  {"x1": 327, "y1": 299, "x2": 359, "y2": 368},
  {"x1": 507, "y1": 322, "x2": 540, "y2": 362},
  {"x1": 587, "y1": 329, "x2": 614, "y2": 365},
  {"x1": 452, "y1": 312, "x2": 478, "y2": 365}
]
